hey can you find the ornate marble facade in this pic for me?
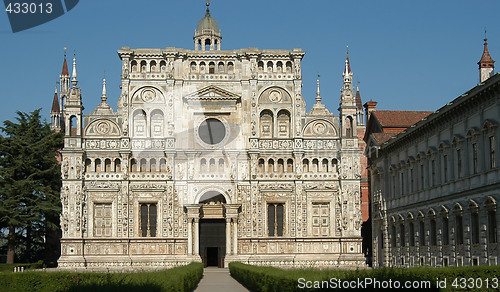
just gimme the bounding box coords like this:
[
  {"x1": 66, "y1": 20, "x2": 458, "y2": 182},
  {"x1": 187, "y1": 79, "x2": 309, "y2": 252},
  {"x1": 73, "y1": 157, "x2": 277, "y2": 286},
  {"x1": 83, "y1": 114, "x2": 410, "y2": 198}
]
[{"x1": 52, "y1": 4, "x2": 365, "y2": 269}]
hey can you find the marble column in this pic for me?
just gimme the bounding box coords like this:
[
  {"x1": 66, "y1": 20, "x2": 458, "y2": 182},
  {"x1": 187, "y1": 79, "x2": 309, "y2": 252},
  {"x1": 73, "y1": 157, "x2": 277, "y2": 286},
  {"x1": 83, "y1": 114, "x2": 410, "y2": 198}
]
[
  {"x1": 226, "y1": 218, "x2": 231, "y2": 256},
  {"x1": 187, "y1": 218, "x2": 193, "y2": 255},
  {"x1": 194, "y1": 218, "x2": 199, "y2": 256},
  {"x1": 233, "y1": 219, "x2": 238, "y2": 255}
]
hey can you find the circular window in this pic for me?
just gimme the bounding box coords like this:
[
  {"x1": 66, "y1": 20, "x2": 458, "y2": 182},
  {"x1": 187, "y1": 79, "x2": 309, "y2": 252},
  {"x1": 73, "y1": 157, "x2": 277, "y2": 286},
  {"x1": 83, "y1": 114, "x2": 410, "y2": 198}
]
[{"x1": 198, "y1": 118, "x2": 226, "y2": 145}]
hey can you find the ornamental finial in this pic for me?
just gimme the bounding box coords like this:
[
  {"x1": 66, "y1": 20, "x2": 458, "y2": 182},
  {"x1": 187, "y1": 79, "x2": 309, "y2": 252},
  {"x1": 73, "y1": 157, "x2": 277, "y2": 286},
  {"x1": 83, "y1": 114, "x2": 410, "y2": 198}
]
[{"x1": 316, "y1": 77, "x2": 322, "y2": 103}]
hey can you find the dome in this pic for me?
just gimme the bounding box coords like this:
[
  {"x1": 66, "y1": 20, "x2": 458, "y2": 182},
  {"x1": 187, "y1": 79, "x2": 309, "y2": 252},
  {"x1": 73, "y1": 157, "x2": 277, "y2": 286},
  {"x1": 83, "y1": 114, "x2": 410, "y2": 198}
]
[
  {"x1": 193, "y1": 3, "x2": 222, "y2": 51},
  {"x1": 197, "y1": 8, "x2": 219, "y2": 32}
]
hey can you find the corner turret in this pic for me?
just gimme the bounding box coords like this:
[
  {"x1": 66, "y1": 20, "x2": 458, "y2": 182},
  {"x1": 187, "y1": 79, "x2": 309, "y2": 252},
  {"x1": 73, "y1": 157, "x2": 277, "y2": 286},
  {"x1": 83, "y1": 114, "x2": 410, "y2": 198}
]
[{"x1": 479, "y1": 38, "x2": 495, "y2": 82}]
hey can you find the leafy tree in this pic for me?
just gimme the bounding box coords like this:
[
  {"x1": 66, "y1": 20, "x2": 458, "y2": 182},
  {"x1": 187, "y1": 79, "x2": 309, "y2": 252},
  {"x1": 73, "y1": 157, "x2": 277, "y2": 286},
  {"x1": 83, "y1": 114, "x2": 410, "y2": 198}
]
[{"x1": 0, "y1": 109, "x2": 63, "y2": 264}]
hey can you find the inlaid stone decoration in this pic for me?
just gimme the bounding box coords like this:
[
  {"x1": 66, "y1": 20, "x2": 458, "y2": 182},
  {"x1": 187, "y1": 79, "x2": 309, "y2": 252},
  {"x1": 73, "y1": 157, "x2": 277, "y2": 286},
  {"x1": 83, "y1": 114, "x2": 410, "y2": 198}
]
[{"x1": 51, "y1": 3, "x2": 366, "y2": 270}]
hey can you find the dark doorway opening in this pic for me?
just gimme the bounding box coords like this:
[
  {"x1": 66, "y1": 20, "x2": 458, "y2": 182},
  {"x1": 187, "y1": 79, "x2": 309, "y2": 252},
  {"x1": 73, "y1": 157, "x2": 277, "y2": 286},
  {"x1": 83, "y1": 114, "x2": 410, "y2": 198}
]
[
  {"x1": 200, "y1": 219, "x2": 225, "y2": 267},
  {"x1": 206, "y1": 247, "x2": 219, "y2": 266}
]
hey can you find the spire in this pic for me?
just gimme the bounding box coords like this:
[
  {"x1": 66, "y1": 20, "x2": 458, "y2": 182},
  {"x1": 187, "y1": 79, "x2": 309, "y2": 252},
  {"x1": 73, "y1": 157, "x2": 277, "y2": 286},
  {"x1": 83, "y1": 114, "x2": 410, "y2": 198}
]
[
  {"x1": 479, "y1": 38, "x2": 495, "y2": 65},
  {"x1": 309, "y1": 76, "x2": 331, "y2": 116},
  {"x1": 355, "y1": 84, "x2": 363, "y2": 110},
  {"x1": 51, "y1": 86, "x2": 60, "y2": 113},
  {"x1": 342, "y1": 48, "x2": 354, "y2": 93},
  {"x1": 61, "y1": 50, "x2": 69, "y2": 76},
  {"x1": 316, "y1": 78, "x2": 322, "y2": 103},
  {"x1": 344, "y1": 47, "x2": 351, "y2": 74},
  {"x1": 71, "y1": 56, "x2": 78, "y2": 86},
  {"x1": 92, "y1": 76, "x2": 112, "y2": 115},
  {"x1": 478, "y1": 37, "x2": 495, "y2": 82},
  {"x1": 101, "y1": 78, "x2": 107, "y2": 103}
]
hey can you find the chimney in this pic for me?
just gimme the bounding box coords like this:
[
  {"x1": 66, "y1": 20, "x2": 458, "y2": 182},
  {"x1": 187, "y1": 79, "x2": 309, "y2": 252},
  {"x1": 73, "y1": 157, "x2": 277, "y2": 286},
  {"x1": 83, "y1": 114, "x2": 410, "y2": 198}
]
[{"x1": 363, "y1": 100, "x2": 377, "y2": 124}]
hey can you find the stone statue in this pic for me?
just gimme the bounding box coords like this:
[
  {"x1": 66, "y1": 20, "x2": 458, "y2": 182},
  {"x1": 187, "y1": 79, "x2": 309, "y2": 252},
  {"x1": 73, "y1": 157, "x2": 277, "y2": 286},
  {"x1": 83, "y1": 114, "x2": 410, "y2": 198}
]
[{"x1": 62, "y1": 159, "x2": 69, "y2": 179}]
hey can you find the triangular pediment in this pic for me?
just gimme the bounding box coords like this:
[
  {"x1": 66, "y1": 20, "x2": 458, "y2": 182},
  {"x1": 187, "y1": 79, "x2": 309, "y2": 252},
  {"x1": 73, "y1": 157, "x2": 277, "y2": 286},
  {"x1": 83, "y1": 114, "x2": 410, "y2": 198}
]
[{"x1": 184, "y1": 85, "x2": 241, "y2": 102}]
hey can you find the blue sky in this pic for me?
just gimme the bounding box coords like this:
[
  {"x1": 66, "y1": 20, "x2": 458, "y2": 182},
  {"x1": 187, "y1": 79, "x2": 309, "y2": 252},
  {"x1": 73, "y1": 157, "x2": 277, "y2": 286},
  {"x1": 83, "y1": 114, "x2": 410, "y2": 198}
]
[{"x1": 1, "y1": 0, "x2": 499, "y2": 124}]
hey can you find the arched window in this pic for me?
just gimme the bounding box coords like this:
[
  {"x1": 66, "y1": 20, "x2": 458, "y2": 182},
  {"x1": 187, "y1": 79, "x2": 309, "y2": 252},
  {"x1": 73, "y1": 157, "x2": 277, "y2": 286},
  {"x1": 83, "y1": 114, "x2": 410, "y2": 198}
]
[
  {"x1": 322, "y1": 159, "x2": 329, "y2": 172},
  {"x1": 85, "y1": 159, "x2": 91, "y2": 172},
  {"x1": 218, "y1": 158, "x2": 225, "y2": 172},
  {"x1": 409, "y1": 221, "x2": 415, "y2": 246},
  {"x1": 260, "y1": 110, "x2": 273, "y2": 138},
  {"x1": 331, "y1": 159, "x2": 338, "y2": 172},
  {"x1": 131, "y1": 60, "x2": 138, "y2": 72},
  {"x1": 267, "y1": 61, "x2": 273, "y2": 72},
  {"x1": 258, "y1": 159, "x2": 265, "y2": 173},
  {"x1": 205, "y1": 38, "x2": 211, "y2": 51},
  {"x1": 218, "y1": 62, "x2": 225, "y2": 73},
  {"x1": 312, "y1": 159, "x2": 319, "y2": 172},
  {"x1": 287, "y1": 159, "x2": 294, "y2": 173},
  {"x1": 95, "y1": 158, "x2": 102, "y2": 172},
  {"x1": 150, "y1": 158, "x2": 157, "y2": 172},
  {"x1": 419, "y1": 220, "x2": 425, "y2": 246},
  {"x1": 140, "y1": 60, "x2": 147, "y2": 72},
  {"x1": 277, "y1": 110, "x2": 290, "y2": 138},
  {"x1": 285, "y1": 61, "x2": 292, "y2": 73},
  {"x1": 209, "y1": 62, "x2": 215, "y2": 74},
  {"x1": 104, "y1": 159, "x2": 111, "y2": 172},
  {"x1": 209, "y1": 158, "x2": 216, "y2": 172},
  {"x1": 276, "y1": 61, "x2": 283, "y2": 72},
  {"x1": 190, "y1": 61, "x2": 197, "y2": 72},
  {"x1": 160, "y1": 158, "x2": 167, "y2": 172},
  {"x1": 114, "y1": 158, "x2": 121, "y2": 172},
  {"x1": 199, "y1": 62, "x2": 206, "y2": 73},
  {"x1": 345, "y1": 116, "x2": 353, "y2": 137},
  {"x1": 200, "y1": 158, "x2": 207, "y2": 172},
  {"x1": 160, "y1": 61, "x2": 166, "y2": 72},
  {"x1": 268, "y1": 159, "x2": 274, "y2": 173},
  {"x1": 214, "y1": 39, "x2": 218, "y2": 50},
  {"x1": 140, "y1": 158, "x2": 147, "y2": 172},
  {"x1": 303, "y1": 159, "x2": 309, "y2": 172},
  {"x1": 227, "y1": 62, "x2": 234, "y2": 73},
  {"x1": 150, "y1": 60, "x2": 157, "y2": 72},
  {"x1": 69, "y1": 116, "x2": 77, "y2": 136},
  {"x1": 258, "y1": 61, "x2": 264, "y2": 72},
  {"x1": 131, "y1": 158, "x2": 137, "y2": 172},
  {"x1": 430, "y1": 219, "x2": 437, "y2": 245},
  {"x1": 133, "y1": 110, "x2": 147, "y2": 138},
  {"x1": 400, "y1": 223, "x2": 405, "y2": 247},
  {"x1": 277, "y1": 159, "x2": 284, "y2": 173},
  {"x1": 150, "y1": 110, "x2": 164, "y2": 138}
]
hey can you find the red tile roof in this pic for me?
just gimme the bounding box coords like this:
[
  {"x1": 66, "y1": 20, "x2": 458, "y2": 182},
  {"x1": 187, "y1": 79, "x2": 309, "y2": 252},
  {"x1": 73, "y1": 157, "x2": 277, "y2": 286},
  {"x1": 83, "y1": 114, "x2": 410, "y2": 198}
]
[
  {"x1": 373, "y1": 110, "x2": 433, "y2": 128},
  {"x1": 372, "y1": 132, "x2": 395, "y2": 144}
]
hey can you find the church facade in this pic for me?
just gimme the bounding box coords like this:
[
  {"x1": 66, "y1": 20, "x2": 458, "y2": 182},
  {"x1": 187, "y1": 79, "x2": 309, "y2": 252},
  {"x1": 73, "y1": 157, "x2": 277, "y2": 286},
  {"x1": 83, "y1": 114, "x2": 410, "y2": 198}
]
[{"x1": 52, "y1": 4, "x2": 365, "y2": 269}]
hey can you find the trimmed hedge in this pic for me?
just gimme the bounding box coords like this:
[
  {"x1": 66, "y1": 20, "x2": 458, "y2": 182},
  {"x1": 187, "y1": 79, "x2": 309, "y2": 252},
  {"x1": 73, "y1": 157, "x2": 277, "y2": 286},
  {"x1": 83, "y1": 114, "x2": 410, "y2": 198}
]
[
  {"x1": 0, "y1": 262, "x2": 203, "y2": 292},
  {"x1": 229, "y1": 262, "x2": 500, "y2": 291}
]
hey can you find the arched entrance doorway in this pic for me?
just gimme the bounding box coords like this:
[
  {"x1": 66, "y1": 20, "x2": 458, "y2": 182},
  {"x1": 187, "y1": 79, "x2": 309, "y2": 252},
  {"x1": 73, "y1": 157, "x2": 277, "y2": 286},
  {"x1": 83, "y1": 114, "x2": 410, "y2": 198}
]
[{"x1": 199, "y1": 191, "x2": 226, "y2": 267}]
